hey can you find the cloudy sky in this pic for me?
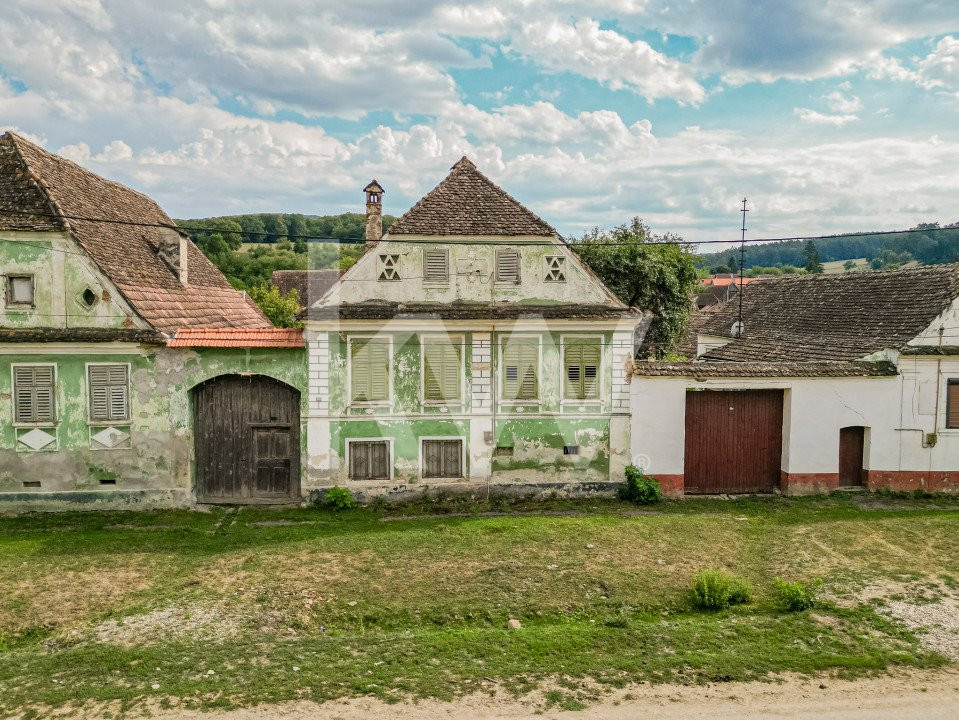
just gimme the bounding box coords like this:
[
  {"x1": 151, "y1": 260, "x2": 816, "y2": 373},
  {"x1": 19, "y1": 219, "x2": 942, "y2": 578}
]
[{"x1": 2, "y1": 0, "x2": 958, "y2": 243}]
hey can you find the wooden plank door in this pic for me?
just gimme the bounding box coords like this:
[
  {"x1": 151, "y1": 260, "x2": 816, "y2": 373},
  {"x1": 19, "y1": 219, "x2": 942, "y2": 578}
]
[
  {"x1": 684, "y1": 390, "x2": 784, "y2": 494},
  {"x1": 838, "y1": 426, "x2": 865, "y2": 487},
  {"x1": 253, "y1": 427, "x2": 293, "y2": 497}
]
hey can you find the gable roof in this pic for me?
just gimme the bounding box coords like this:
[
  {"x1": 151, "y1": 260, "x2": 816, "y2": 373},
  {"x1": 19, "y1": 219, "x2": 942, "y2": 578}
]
[
  {"x1": 386, "y1": 157, "x2": 556, "y2": 237},
  {"x1": 698, "y1": 264, "x2": 959, "y2": 362},
  {"x1": 272, "y1": 269, "x2": 341, "y2": 310},
  {"x1": 0, "y1": 132, "x2": 270, "y2": 334}
]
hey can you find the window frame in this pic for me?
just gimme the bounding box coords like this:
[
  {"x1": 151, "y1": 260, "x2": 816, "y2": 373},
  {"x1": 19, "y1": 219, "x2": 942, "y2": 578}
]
[
  {"x1": 947, "y1": 378, "x2": 959, "y2": 430},
  {"x1": 420, "y1": 334, "x2": 465, "y2": 405},
  {"x1": 86, "y1": 362, "x2": 132, "y2": 423},
  {"x1": 422, "y1": 248, "x2": 450, "y2": 285},
  {"x1": 560, "y1": 335, "x2": 604, "y2": 404},
  {"x1": 347, "y1": 335, "x2": 393, "y2": 406},
  {"x1": 498, "y1": 334, "x2": 541, "y2": 403},
  {"x1": 11, "y1": 362, "x2": 57, "y2": 427},
  {"x1": 346, "y1": 438, "x2": 393, "y2": 481},
  {"x1": 494, "y1": 249, "x2": 521, "y2": 284},
  {"x1": 419, "y1": 436, "x2": 466, "y2": 480},
  {"x1": 544, "y1": 255, "x2": 567, "y2": 282},
  {"x1": 5, "y1": 274, "x2": 35, "y2": 308}
]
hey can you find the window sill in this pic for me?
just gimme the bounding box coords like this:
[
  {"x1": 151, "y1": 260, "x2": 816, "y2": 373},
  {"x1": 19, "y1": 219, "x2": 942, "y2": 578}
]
[
  {"x1": 12, "y1": 422, "x2": 58, "y2": 429},
  {"x1": 88, "y1": 419, "x2": 132, "y2": 426}
]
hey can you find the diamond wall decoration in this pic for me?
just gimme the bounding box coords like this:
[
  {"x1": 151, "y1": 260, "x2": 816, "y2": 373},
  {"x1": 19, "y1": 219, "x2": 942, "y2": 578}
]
[
  {"x1": 91, "y1": 426, "x2": 130, "y2": 449},
  {"x1": 18, "y1": 427, "x2": 56, "y2": 451}
]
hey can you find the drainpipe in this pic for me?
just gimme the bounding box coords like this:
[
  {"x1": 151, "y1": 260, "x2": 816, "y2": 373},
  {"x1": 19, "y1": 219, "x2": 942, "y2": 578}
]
[
  {"x1": 930, "y1": 326, "x2": 945, "y2": 445},
  {"x1": 488, "y1": 322, "x2": 496, "y2": 500}
]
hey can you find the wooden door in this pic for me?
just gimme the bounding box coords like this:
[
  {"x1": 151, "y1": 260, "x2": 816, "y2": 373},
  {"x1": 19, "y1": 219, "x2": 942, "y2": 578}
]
[
  {"x1": 684, "y1": 390, "x2": 783, "y2": 494},
  {"x1": 839, "y1": 426, "x2": 865, "y2": 487},
  {"x1": 193, "y1": 375, "x2": 300, "y2": 503}
]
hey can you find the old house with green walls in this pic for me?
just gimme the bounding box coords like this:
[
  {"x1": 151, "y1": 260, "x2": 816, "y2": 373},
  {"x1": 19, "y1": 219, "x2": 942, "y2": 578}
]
[
  {"x1": 0, "y1": 131, "x2": 307, "y2": 508},
  {"x1": 305, "y1": 158, "x2": 642, "y2": 495}
]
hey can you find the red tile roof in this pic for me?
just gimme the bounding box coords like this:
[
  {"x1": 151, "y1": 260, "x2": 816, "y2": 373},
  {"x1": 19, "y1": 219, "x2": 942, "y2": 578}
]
[{"x1": 168, "y1": 328, "x2": 305, "y2": 348}]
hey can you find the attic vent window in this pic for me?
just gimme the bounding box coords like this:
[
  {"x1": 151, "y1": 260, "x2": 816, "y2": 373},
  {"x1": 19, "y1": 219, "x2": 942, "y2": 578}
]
[
  {"x1": 545, "y1": 256, "x2": 566, "y2": 282},
  {"x1": 423, "y1": 249, "x2": 449, "y2": 284},
  {"x1": 81, "y1": 288, "x2": 98, "y2": 307},
  {"x1": 6, "y1": 275, "x2": 34, "y2": 306},
  {"x1": 495, "y1": 249, "x2": 521, "y2": 284},
  {"x1": 378, "y1": 254, "x2": 400, "y2": 281}
]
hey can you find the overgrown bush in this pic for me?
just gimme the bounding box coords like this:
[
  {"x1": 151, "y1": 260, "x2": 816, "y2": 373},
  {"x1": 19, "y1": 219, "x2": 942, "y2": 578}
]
[
  {"x1": 691, "y1": 569, "x2": 753, "y2": 610},
  {"x1": 774, "y1": 577, "x2": 820, "y2": 611},
  {"x1": 323, "y1": 486, "x2": 356, "y2": 511},
  {"x1": 618, "y1": 466, "x2": 662, "y2": 505}
]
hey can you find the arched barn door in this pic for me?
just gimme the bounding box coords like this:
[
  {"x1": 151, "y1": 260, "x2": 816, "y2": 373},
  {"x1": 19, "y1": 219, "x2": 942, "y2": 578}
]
[{"x1": 193, "y1": 375, "x2": 300, "y2": 504}]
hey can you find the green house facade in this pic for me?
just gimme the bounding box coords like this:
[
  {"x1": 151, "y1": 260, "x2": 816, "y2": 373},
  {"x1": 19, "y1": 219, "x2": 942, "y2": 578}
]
[{"x1": 305, "y1": 158, "x2": 640, "y2": 496}]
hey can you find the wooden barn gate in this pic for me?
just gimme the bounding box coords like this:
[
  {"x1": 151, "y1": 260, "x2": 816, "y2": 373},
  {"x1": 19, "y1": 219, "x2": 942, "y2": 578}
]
[
  {"x1": 684, "y1": 389, "x2": 784, "y2": 494},
  {"x1": 193, "y1": 374, "x2": 300, "y2": 504}
]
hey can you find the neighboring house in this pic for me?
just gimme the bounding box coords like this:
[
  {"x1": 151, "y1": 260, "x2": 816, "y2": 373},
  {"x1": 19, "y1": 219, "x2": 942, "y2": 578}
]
[
  {"x1": 304, "y1": 158, "x2": 641, "y2": 494},
  {"x1": 0, "y1": 132, "x2": 306, "y2": 508},
  {"x1": 630, "y1": 265, "x2": 959, "y2": 496},
  {"x1": 272, "y1": 269, "x2": 341, "y2": 311}
]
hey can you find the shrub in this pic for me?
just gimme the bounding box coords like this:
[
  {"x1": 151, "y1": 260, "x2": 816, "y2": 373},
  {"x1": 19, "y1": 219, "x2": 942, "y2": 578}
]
[
  {"x1": 774, "y1": 577, "x2": 820, "y2": 611},
  {"x1": 691, "y1": 569, "x2": 752, "y2": 610},
  {"x1": 618, "y1": 466, "x2": 662, "y2": 505},
  {"x1": 323, "y1": 486, "x2": 356, "y2": 511}
]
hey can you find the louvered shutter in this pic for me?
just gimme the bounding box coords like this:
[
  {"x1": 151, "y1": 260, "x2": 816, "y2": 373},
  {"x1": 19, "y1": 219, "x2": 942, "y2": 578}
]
[
  {"x1": 564, "y1": 342, "x2": 601, "y2": 399},
  {"x1": 351, "y1": 340, "x2": 371, "y2": 401},
  {"x1": 948, "y1": 381, "x2": 959, "y2": 429},
  {"x1": 368, "y1": 342, "x2": 389, "y2": 401},
  {"x1": 14, "y1": 365, "x2": 55, "y2": 423},
  {"x1": 88, "y1": 365, "x2": 129, "y2": 421},
  {"x1": 581, "y1": 343, "x2": 600, "y2": 399},
  {"x1": 424, "y1": 341, "x2": 461, "y2": 401},
  {"x1": 495, "y1": 250, "x2": 521, "y2": 283},
  {"x1": 564, "y1": 343, "x2": 583, "y2": 399},
  {"x1": 502, "y1": 340, "x2": 537, "y2": 400},
  {"x1": 424, "y1": 249, "x2": 449, "y2": 283}
]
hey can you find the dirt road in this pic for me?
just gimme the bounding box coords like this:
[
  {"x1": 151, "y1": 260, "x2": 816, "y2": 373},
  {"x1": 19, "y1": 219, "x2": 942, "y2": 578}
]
[{"x1": 126, "y1": 667, "x2": 959, "y2": 719}]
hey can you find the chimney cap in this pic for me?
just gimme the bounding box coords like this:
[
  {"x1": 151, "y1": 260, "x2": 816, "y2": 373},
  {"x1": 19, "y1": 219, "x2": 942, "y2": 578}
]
[
  {"x1": 364, "y1": 179, "x2": 384, "y2": 194},
  {"x1": 452, "y1": 156, "x2": 475, "y2": 171}
]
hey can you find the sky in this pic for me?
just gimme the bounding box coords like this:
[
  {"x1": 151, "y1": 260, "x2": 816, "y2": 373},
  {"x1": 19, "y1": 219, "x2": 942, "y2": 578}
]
[{"x1": 1, "y1": 0, "x2": 959, "y2": 244}]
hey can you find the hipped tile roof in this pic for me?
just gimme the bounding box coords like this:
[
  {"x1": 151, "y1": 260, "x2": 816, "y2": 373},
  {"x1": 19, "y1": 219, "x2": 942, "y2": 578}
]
[
  {"x1": 698, "y1": 264, "x2": 959, "y2": 362},
  {"x1": 168, "y1": 328, "x2": 305, "y2": 348},
  {"x1": 0, "y1": 131, "x2": 270, "y2": 333},
  {"x1": 386, "y1": 157, "x2": 556, "y2": 237}
]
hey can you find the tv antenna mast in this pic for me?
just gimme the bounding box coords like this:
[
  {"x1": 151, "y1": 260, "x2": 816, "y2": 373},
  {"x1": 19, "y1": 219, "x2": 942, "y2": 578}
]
[{"x1": 732, "y1": 197, "x2": 748, "y2": 338}]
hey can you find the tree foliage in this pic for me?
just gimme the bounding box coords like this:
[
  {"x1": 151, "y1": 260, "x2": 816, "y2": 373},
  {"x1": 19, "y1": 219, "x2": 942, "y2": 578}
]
[
  {"x1": 247, "y1": 285, "x2": 301, "y2": 328},
  {"x1": 571, "y1": 217, "x2": 699, "y2": 355},
  {"x1": 803, "y1": 240, "x2": 824, "y2": 274}
]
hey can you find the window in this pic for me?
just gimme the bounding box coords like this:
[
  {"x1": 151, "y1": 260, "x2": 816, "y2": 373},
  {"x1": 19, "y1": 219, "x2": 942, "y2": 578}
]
[
  {"x1": 349, "y1": 440, "x2": 390, "y2": 480},
  {"x1": 13, "y1": 365, "x2": 55, "y2": 424},
  {"x1": 495, "y1": 249, "x2": 520, "y2": 284},
  {"x1": 81, "y1": 288, "x2": 98, "y2": 308},
  {"x1": 564, "y1": 340, "x2": 601, "y2": 400},
  {"x1": 423, "y1": 249, "x2": 449, "y2": 284},
  {"x1": 563, "y1": 445, "x2": 580, "y2": 455},
  {"x1": 422, "y1": 439, "x2": 463, "y2": 478},
  {"x1": 545, "y1": 256, "x2": 566, "y2": 282},
  {"x1": 948, "y1": 379, "x2": 959, "y2": 429},
  {"x1": 88, "y1": 365, "x2": 130, "y2": 422},
  {"x1": 378, "y1": 254, "x2": 400, "y2": 281},
  {"x1": 350, "y1": 338, "x2": 390, "y2": 402},
  {"x1": 423, "y1": 339, "x2": 462, "y2": 402},
  {"x1": 501, "y1": 339, "x2": 538, "y2": 400},
  {"x1": 6, "y1": 275, "x2": 34, "y2": 306}
]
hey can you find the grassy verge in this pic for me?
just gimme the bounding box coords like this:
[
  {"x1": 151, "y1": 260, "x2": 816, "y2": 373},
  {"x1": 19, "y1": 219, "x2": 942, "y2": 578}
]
[{"x1": 0, "y1": 494, "x2": 956, "y2": 717}]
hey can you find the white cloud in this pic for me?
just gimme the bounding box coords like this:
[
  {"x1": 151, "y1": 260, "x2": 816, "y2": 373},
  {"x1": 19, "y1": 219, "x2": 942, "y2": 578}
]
[
  {"x1": 916, "y1": 35, "x2": 959, "y2": 93},
  {"x1": 794, "y1": 108, "x2": 859, "y2": 126},
  {"x1": 825, "y1": 91, "x2": 863, "y2": 114}
]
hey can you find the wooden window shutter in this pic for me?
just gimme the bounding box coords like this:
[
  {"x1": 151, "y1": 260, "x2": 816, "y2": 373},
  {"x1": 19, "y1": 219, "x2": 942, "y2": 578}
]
[
  {"x1": 948, "y1": 380, "x2": 959, "y2": 429},
  {"x1": 351, "y1": 339, "x2": 389, "y2": 402},
  {"x1": 502, "y1": 340, "x2": 537, "y2": 400},
  {"x1": 349, "y1": 440, "x2": 389, "y2": 480},
  {"x1": 88, "y1": 365, "x2": 129, "y2": 422},
  {"x1": 495, "y1": 250, "x2": 521, "y2": 284},
  {"x1": 422, "y1": 439, "x2": 462, "y2": 478},
  {"x1": 564, "y1": 341, "x2": 600, "y2": 400},
  {"x1": 424, "y1": 249, "x2": 449, "y2": 283},
  {"x1": 424, "y1": 341, "x2": 461, "y2": 402},
  {"x1": 14, "y1": 365, "x2": 55, "y2": 423}
]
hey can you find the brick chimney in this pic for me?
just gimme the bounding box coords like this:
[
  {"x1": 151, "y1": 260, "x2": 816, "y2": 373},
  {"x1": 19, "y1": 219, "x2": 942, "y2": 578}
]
[
  {"x1": 157, "y1": 226, "x2": 189, "y2": 285},
  {"x1": 364, "y1": 179, "x2": 384, "y2": 252}
]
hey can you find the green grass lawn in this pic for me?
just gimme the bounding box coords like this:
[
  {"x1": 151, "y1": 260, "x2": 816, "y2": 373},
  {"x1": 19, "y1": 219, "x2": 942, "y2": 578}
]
[{"x1": 1, "y1": 494, "x2": 957, "y2": 717}]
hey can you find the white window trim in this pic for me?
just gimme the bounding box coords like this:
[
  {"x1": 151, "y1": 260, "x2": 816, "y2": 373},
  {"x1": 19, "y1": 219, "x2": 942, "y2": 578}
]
[
  {"x1": 559, "y1": 335, "x2": 605, "y2": 406},
  {"x1": 497, "y1": 333, "x2": 542, "y2": 404},
  {"x1": 544, "y1": 255, "x2": 567, "y2": 283},
  {"x1": 85, "y1": 362, "x2": 132, "y2": 424},
  {"x1": 346, "y1": 437, "x2": 394, "y2": 482},
  {"x1": 10, "y1": 361, "x2": 57, "y2": 428},
  {"x1": 346, "y1": 334, "x2": 393, "y2": 407},
  {"x1": 419, "y1": 333, "x2": 466, "y2": 407},
  {"x1": 422, "y1": 247, "x2": 451, "y2": 285},
  {"x1": 419, "y1": 435, "x2": 467, "y2": 480}
]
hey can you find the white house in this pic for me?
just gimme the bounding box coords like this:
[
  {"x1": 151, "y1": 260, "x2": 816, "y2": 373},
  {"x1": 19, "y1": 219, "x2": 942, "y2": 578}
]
[{"x1": 630, "y1": 264, "x2": 959, "y2": 496}]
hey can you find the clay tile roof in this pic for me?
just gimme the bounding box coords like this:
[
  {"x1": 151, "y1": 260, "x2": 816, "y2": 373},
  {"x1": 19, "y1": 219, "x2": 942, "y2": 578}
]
[
  {"x1": 631, "y1": 360, "x2": 899, "y2": 378},
  {"x1": 386, "y1": 156, "x2": 556, "y2": 237},
  {"x1": 272, "y1": 269, "x2": 341, "y2": 310},
  {"x1": 168, "y1": 328, "x2": 305, "y2": 348},
  {"x1": 307, "y1": 301, "x2": 642, "y2": 321},
  {"x1": 0, "y1": 131, "x2": 271, "y2": 333},
  {"x1": 698, "y1": 264, "x2": 959, "y2": 362}
]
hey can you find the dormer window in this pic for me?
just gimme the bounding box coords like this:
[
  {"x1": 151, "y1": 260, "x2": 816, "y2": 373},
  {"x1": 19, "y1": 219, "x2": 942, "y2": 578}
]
[
  {"x1": 495, "y1": 249, "x2": 520, "y2": 284},
  {"x1": 5, "y1": 275, "x2": 34, "y2": 307},
  {"x1": 378, "y1": 254, "x2": 400, "y2": 281},
  {"x1": 545, "y1": 256, "x2": 566, "y2": 282}
]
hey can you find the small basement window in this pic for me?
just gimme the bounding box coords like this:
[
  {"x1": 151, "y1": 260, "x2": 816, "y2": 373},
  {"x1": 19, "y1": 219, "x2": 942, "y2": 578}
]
[
  {"x1": 6, "y1": 275, "x2": 34, "y2": 306},
  {"x1": 563, "y1": 445, "x2": 580, "y2": 455},
  {"x1": 422, "y1": 438, "x2": 463, "y2": 479},
  {"x1": 349, "y1": 440, "x2": 390, "y2": 480}
]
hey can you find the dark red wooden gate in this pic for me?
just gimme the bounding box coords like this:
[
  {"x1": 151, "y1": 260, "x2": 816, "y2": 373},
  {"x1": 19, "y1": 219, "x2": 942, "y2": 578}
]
[
  {"x1": 193, "y1": 375, "x2": 300, "y2": 503},
  {"x1": 839, "y1": 426, "x2": 865, "y2": 487},
  {"x1": 684, "y1": 389, "x2": 783, "y2": 494}
]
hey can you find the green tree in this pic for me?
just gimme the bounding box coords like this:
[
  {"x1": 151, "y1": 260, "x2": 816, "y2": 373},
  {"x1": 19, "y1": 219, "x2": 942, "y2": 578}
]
[
  {"x1": 248, "y1": 286, "x2": 301, "y2": 328},
  {"x1": 572, "y1": 217, "x2": 698, "y2": 356},
  {"x1": 803, "y1": 240, "x2": 824, "y2": 274},
  {"x1": 728, "y1": 254, "x2": 738, "y2": 274}
]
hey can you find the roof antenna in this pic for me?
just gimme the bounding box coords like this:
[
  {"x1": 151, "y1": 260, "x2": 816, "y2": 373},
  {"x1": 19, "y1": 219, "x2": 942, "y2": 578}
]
[{"x1": 732, "y1": 197, "x2": 748, "y2": 338}]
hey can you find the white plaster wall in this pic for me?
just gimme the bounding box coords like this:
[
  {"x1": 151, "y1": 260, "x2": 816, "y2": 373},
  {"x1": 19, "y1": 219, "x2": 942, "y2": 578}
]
[{"x1": 898, "y1": 356, "x2": 959, "y2": 471}]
